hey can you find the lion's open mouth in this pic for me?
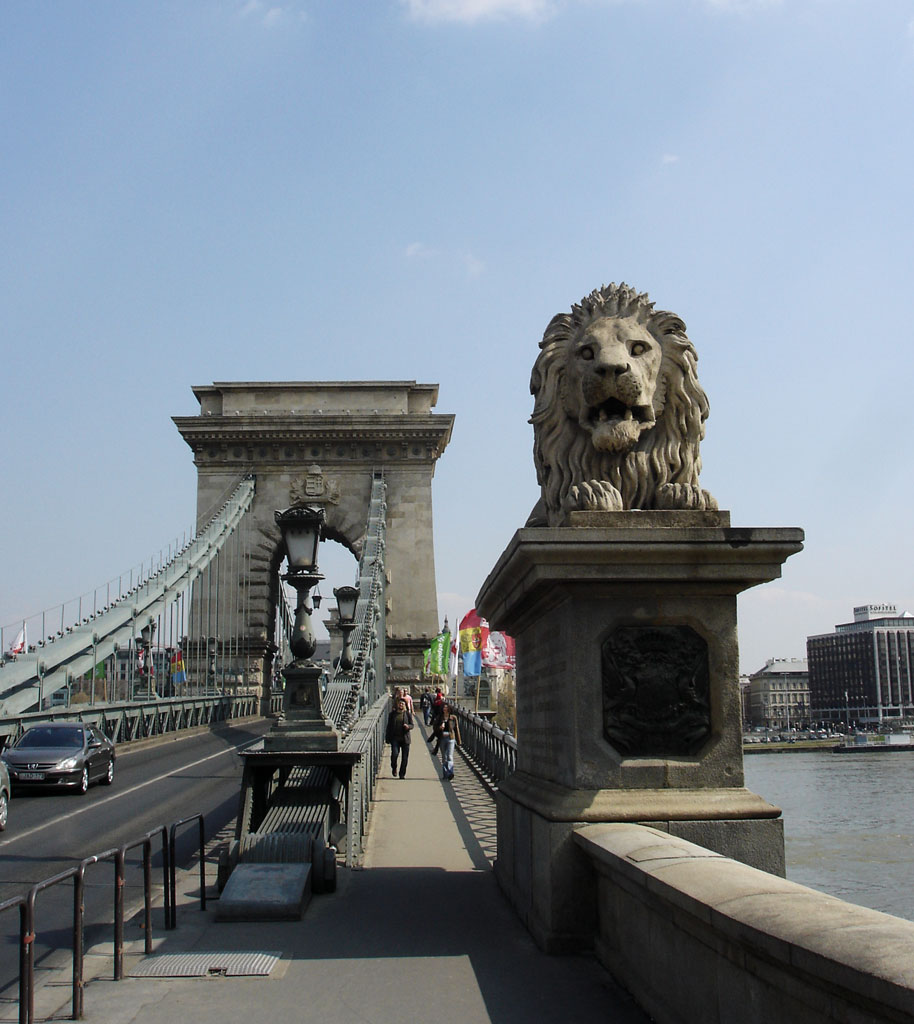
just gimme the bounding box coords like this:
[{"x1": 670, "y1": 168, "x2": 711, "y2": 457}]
[{"x1": 587, "y1": 398, "x2": 654, "y2": 428}]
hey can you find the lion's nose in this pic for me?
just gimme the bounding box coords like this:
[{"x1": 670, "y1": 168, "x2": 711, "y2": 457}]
[{"x1": 594, "y1": 360, "x2": 631, "y2": 378}]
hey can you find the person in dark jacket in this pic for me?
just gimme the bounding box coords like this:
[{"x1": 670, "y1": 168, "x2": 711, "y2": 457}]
[
  {"x1": 385, "y1": 696, "x2": 414, "y2": 779},
  {"x1": 420, "y1": 688, "x2": 433, "y2": 725}
]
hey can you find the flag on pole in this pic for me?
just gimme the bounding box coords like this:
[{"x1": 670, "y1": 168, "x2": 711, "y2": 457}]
[
  {"x1": 171, "y1": 651, "x2": 187, "y2": 685},
  {"x1": 459, "y1": 609, "x2": 488, "y2": 677},
  {"x1": 8, "y1": 624, "x2": 27, "y2": 656},
  {"x1": 427, "y1": 630, "x2": 450, "y2": 675},
  {"x1": 449, "y1": 635, "x2": 458, "y2": 678},
  {"x1": 483, "y1": 630, "x2": 516, "y2": 670}
]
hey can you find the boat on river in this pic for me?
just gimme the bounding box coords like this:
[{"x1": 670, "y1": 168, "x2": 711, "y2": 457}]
[{"x1": 833, "y1": 732, "x2": 914, "y2": 753}]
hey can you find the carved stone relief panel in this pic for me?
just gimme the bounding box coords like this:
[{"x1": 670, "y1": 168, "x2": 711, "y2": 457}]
[
  {"x1": 602, "y1": 625, "x2": 710, "y2": 757},
  {"x1": 290, "y1": 465, "x2": 341, "y2": 506}
]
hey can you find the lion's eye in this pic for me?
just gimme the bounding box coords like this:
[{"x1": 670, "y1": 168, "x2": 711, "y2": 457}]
[
  {"x1": 630, "y1": 342, "x2": 649, "y2": 357},
  {"x1": 579, "y1": 346, "x2": 594, "y2": 360}
]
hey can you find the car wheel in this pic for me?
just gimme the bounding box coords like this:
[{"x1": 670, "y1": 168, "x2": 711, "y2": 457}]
[
  {"x1": 78, "y1": 768, "x2": 89, "y2": 794},
  {"x1": 0, "y1": 792, "x2": 8, "y2": 831},
  {"x1": 101, "y1": 759, "x2": 114, "y2": 786}
]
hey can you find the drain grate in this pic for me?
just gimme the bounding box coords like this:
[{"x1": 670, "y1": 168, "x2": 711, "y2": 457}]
[{"x1": 130, "y1": 951, "x2": 282, "y2": 978}]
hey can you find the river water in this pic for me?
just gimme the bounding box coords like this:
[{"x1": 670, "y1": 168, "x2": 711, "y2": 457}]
[{"x1": 743, "y1": 750, "x2": 914, "y2": 922}]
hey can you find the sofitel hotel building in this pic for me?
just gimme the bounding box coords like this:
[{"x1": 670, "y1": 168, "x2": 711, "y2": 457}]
[{"x1": 807, "y1": 604, "x2": 914, "y2": 725}]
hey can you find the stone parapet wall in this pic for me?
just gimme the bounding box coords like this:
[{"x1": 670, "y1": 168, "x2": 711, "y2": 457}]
[{"x1": 575, "y1": 823, "x2": 914, "y2": 1024}]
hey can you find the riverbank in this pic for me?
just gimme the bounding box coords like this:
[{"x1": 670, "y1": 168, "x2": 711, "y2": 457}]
[{"x1": 743, "y1": 739, "x2": 837, "y2": 755}]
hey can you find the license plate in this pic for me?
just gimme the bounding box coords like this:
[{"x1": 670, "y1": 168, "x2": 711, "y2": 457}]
[{"x1": 19, "y1": 771, "x2": 45, "y2": 781}]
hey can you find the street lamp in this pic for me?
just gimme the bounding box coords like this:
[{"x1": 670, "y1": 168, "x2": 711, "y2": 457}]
[
  {"x1": 207, "y1": 636, "x2": 219, "y2": 693},
  {"x1": 333, "y1": 585, "x2": 360, "y2": 671},
  {"x1": 135, "y1": 620, "x2": 155, "y2": 699},
  {"x1": 267, "y1": 504, "x2": 338, "y2": 751},
  {"x1": 276, "y1": 505, "x2": 324, "y2": 660}
]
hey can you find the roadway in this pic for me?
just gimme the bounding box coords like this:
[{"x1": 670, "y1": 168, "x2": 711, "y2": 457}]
[{"x1": 0, "y1": 719, "x2": 271, "y2": 998}]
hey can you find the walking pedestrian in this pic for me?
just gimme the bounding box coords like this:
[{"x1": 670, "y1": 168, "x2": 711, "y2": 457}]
[
  {"x1": 420, "y1": 688, "x2": 432, "y2": 726},
  {"x1": 438, "y1": 703, "x2": 461, "y2": 781},
  {"x1": 428, "y1": 690, "x2": 445, "y2": 753},
  {"x1": 385, "y1": 696, "x2": 413, "y2": 779}
]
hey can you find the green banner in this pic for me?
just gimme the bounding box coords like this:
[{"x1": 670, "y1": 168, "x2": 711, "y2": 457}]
[{"x1": 428, "y1": 630, "x2": 450, "y2": 675}]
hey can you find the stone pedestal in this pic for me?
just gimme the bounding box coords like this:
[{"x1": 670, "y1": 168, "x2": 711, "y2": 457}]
[
  {"x1": 476, "y1": 510, "x2": 803, "y2": 952},
  {"x1": 263, "y1": 661, "x2": 339, "y2": 752}
]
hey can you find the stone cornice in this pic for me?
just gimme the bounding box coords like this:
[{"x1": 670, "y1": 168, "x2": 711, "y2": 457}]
[
  {"x1": 173, "y1": 414, "x2": 454, "y2": 462},
  {"x1": 173, "y1": 415, "x2": 455, "y2": 471}
]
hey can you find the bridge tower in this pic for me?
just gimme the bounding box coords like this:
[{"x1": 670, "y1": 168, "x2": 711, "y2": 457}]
[{"x1": 173, "y1": 381, "x2": 453, "y2": 698}]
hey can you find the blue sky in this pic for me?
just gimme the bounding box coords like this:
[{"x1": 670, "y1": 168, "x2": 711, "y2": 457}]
[{"x1": 2, "y1": 0, "x2": 913, "y2": 673}]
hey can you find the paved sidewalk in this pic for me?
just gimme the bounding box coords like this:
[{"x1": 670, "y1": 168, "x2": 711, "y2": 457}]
[{"x1": 33, "y1": 728, "x2": 648, "y2": 1024}]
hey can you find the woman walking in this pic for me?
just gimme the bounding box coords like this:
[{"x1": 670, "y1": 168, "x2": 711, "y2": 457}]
[{"x1": 438, "y1": 703, "x2": 461, "y2": 781}]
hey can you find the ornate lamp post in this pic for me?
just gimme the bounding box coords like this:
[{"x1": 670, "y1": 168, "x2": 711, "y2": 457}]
[
  {"x1": 207, "y1": 636, "x2": 219, "y2": 693},
  {"x1": 165, "y1": 647, "x2": 174, "y2": 698},
  {"x1": 333, "y1": 586, "x2": 360, "y2": 671},
  {"x1": 135, "y1": 621, "x2": 155, "y2": 699},
  {"x1": 112, "y1": 642, "x2": 119, "y2": 702},
  {"x1": 266, "y1": 505, "x2": 339, "y2": 751}
]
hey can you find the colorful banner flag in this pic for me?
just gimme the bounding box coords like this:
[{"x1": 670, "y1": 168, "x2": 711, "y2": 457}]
[
  {"x1": 427, "y1": 630, "x2": 450, "y2": 675},
  {"x1": 459, "y1": 609, "x2": 488, "y2": 677},
  {"x1": 171, "y1": 651, "x2": 187, "y2": 685},
  {"x1": 483, "y1": 630, "x2": 516, "y2": 670}
]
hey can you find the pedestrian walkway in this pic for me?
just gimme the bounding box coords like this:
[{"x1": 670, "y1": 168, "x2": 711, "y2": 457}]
[{"x1": 31, "y1": 727, "x2": 648, "y2": 1024}]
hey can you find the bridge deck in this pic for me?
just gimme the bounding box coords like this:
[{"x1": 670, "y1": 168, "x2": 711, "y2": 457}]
[{"x1": 41, "y1": 726, "x2": 648, "y2": 1024}]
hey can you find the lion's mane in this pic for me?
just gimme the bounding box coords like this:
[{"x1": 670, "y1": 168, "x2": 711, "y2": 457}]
[{"x1": 529, "y1": 282, "x2": 716, "y2": 525}]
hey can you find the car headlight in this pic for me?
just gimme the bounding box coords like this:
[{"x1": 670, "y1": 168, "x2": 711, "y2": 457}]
[{"x1": 56, "y1": 756, "x2": 81, "y2": 770}]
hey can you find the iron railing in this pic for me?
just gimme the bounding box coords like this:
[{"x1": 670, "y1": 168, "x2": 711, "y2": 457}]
[
  {"x1": 454, "y1": 706, "x2": 517, "y2": 785},
  {"x1": 339, "y1": 693, "x2": 389, "y2": 866},
  {"x1": 0, "y1": 692, "x2": 263, "y2": 751},
  {"x1": 323, "y1": 472, "x2": 388, "y2": 735},
  {"x1": 0, "y1": 816, "x2": 200, "y2": 1024}
]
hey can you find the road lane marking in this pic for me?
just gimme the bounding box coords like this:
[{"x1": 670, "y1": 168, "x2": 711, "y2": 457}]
[{"x1": 0, "y1": 739, "x2": 257, "y2": 848}]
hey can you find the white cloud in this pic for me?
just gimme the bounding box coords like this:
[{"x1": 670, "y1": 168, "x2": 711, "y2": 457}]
[
  {"x1": 405, "y1": 242, "x2": 484, "y2": 277},
  {"x1": 908, "y1": 18, "x2": 914, "y2": 55},
  {"x1": 405, "y1": 241, "x2": 437, "y2": 259},
  {"x1": 237, "y1": 1, "x2": 306, "y2": 27},
  {"x1": 401, "y1": 0, "x2": 557, "y2": 25},
  {"x1": 702, "y1": 0, "x2": 782, "y2": 11},
  {"x1": 661, "y1": 153, "x2": 679, "y2": 164},
  {"x1": 463, "y1": 251, "x2": 486, "y2": 277}
]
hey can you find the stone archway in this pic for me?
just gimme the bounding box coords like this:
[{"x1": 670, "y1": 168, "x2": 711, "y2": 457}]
[{"x1": 173, "y1": 381, "x2": 454, "y2": 697}]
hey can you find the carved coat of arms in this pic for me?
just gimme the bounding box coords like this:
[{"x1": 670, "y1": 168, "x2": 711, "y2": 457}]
[
  {"x1": 602, "y1": 625, "x2": 711, "y2": 757},
  {"x1": 290, "y1": 465, "x2": 340, "y2": 506}
]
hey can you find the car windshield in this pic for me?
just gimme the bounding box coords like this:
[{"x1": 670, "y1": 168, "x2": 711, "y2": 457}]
[{"x1": 17, "y1": 726, "x2": 84, "y2": 749}]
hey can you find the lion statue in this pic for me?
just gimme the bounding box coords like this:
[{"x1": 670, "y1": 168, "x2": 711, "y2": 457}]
[{"x1": 528, "y1": 282, "x2": 717, "y2": 526}]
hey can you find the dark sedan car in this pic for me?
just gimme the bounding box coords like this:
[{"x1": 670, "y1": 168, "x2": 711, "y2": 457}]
[{"x1": 1, "y1": 722, "x2": 115, "y2": 794}]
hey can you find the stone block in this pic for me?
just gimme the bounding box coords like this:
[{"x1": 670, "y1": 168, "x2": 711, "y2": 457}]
[{"x1": 215, "y1": 862, "x2": 312, "y2": 921}]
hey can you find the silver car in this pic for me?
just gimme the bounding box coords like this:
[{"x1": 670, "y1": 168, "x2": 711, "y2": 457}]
[{"x1": 1, "y1": 722, "x2": 115, "y2": 794}]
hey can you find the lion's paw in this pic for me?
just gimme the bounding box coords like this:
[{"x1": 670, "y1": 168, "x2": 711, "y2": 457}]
[
  {"x1": 656, "y1": 484, "x2": 718, "y2": 511},
  {"x1": 566, "y1": 480, "x2": 624, "y2": 513}
]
